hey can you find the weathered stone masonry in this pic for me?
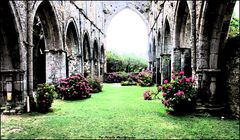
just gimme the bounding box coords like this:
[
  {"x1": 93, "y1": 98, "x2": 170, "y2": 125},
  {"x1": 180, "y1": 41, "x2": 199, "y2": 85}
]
[
  {"x1": 0, "y1": 0, "x2": 239, "y2": 118},
  {"x1": 148, "y1": 0, "x2": 238, "y2": 117}
]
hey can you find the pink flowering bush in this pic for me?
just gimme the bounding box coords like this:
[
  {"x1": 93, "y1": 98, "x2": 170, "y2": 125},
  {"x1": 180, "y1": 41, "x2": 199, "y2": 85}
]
[
  {"x1": 137, "y1": 70, "x2": 153, "y2": 87},
  {"x1": 58, "y1": 74, "x2": 92, "y2": 100},
  {"x1": 143, "y1": 90, "x2": 157, "y2": 100},
  {"x1": 158, "y1": 70, "x2": 197, "y2": 113}
]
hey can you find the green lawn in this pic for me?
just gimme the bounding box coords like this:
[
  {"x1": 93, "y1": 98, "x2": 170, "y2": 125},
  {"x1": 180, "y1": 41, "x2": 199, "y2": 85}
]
[{"x1": 1, "y1": 83, "x2": 239, "y2": 139}]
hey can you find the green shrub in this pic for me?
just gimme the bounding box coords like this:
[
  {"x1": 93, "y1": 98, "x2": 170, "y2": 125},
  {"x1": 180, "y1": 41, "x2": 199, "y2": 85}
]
[
  {"x1": 87, "y1": 76, "x2": 103, "y2": 93},
  {"x1": 106, "y1": 51, "x2": 147, "y2": 73},
  {"x1": 228, "y1": 15, "x2": 240, "y2": 38},
  {"x1": 158, "y1": 70, "x2": 197, "y2": 114},
  {"x1": 35, "y1": 83, "x2": 57, "y2": 113},
  {"x1": 58, "y1": 74, "x2": 92, "y2": 100},
  {"x1": 137, "y1": 70, "x2": 153, "y2": 87},
  {"x1": 121, "y1": 80, "x2": 137, "y2": 86}
]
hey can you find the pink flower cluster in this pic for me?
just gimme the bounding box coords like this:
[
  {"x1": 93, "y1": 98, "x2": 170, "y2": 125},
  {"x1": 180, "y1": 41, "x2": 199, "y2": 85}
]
[
  {"x1": 176, "y1": 91, "x2": 184, "y2": 96},
  {"x1": 143, "y1": 90, "x2": 152, "y2": 100},
  {"x1": 158, "y1": 70, "x2": 197, "y2": 110},
  {"x1": 59, "y1": 74, "x2": 92, "y2": 99}
]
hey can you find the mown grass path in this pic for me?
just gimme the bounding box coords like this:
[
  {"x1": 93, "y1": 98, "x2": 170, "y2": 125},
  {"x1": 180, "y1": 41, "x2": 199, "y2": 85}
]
[{"x1": 1, "y1": 84, "x2": 239, "y2": 139}]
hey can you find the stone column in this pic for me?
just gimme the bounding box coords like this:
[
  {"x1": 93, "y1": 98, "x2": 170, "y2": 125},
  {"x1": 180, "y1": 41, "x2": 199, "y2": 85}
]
[
  {"x1": 173, "y1": 48, "x2": 181, "y2": 72},
  {"x1": 90, "y1": 58, "x2": 94, "y2": 76},
  {"x1": 156, "y1": 58, "x2": 161, "y2": 85},
  {"x1": 160, "y1": 54, "x2": 171, "y2": 84},
  {"x1": 97, "y1": 60, "x2": 101, "y2": 78},
  {"x1": 180, "y1": 48, "x2": 192, "y2": 77}
]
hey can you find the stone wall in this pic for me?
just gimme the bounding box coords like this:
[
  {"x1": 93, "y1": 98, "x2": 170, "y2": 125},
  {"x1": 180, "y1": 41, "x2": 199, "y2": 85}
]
[{"x1": 220, "y1": 36, "x2": 240, "y2": 118}]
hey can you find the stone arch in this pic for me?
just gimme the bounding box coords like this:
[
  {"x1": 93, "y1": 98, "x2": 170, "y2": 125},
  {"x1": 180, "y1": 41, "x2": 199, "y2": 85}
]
[
  {"x1": 100, "y1": 44, "x2": 105, "y2": 76},
  {"x1": 174, "y1": 0, "x2": 192, "y2": 76},
  {"x1": 83, "y1": 32, "x2": 91, "y2": 77},
  {"x1": 175, "y1": 0, "x2": 191, "y2": 48},
  {"x1": 0, "y1": 0, "x2": 22, "y2": 107},
  {"x1": 152, "y1": 38, "x2": 156, "y2": 61},
  {"x1": 196, "y1": 0, "x2": 237, "y2": 108},
  {"x1": 32, "y1": 1, "x2": 61, "y2": 50},
  {"x1": 0, "y1": 1, "x2": 20, "y2": 70},
  {"x1": 32, "y1": 0, "x2": 62, "y2": 88},
  {"x1": 65, "y1": 20, "x2": 80, "y2": 76},
  {"x1": 157, "y1": 30, "x2": 161, "y2": 48},
  {"x1": 104, "y1": 6, "x2": 149, "y2": 33},
  {"x1": 93, "y1": 39, "x2": 99, "y2": 76},
  {"x1": 198, "y1": 0, "x2": 236, "y2": 70},
  {"x1": 163, "y1": 18, "x2": 171, "y2": 54}
]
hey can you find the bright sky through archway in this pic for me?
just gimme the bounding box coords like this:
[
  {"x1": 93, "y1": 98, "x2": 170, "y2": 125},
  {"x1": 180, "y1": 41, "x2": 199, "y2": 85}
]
[{"x1": 106, "y1": 8, "x2": 148, "y2": 59}]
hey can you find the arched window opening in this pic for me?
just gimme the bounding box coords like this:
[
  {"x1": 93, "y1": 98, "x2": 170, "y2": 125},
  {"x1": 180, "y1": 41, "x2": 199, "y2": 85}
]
[
  {"x1": 106, "y1": 8, "x2": 148, "y2": 60},
  {"x1": 83, "y1": 33, "x2": 91, "y2": 77},
  {"x1": 0, "y1": 0, "x2": 21, "y2": 107},
  {"x1": 175, "y1": 0, "x2": 191, "y2": 48},
  {"x1": 93, "y1": 40, "x2": 99, "y2": 76},
  {"x1": 164, "y1": 19, "x2": 171, "y2": 54},
  {"x1": 66, "y1": 22, "x2": 79, "y2": 76}
]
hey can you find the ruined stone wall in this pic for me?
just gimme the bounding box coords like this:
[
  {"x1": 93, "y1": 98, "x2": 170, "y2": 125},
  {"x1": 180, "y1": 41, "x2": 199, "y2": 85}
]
[
  {"x1": 0, "y1": 1, "x2": 107, "y2": 111},
  {"x1": 220, "y1": 36, "x2": 240, "y2": 118}
]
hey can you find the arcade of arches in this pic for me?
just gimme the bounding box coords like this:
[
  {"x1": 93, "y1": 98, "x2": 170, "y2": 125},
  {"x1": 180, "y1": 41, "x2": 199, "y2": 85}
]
[{"x1": 0, "y1": 1, "x2": 239, "y2": 118}]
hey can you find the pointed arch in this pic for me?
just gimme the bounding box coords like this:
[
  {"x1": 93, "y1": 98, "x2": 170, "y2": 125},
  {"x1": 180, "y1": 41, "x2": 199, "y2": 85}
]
[
  {"x1": 0, "y1": 0, "x2": 22, "y2": 107},
  {"x1": 93, "y1": 39, "x2": 99, "y2": 76},
  {"x1": 104, "y1": 6, "x2": 149, "y2": 33},
  {"x1": 0, "y1": 0, "x2": 20, "y2": 70},
  {"x1": 175, "y1": 0, "x2": 191, "y2": 49},
  {"x1": 83, "y1": 31, "x2": 91, "y2": 77},
  {"x1": 33, "y1": 1, "x2": 61, "y2": 50},
  {"x1": 163, "y1": 17, "x2": 171, "y2": 54},
  {"x1": 65, "y1": 19, "x2": 80, "y2": 76},
  {"x1": 32, "y1": 1, "x2": 62, "y2": 87},
  {"x1": 100, "y1": 44, "x2": 105, "y2": 76}
]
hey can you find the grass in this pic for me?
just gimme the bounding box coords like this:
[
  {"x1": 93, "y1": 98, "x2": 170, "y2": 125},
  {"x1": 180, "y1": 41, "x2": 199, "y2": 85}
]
[{"x1": 1, "y1": 83, "x2": 239, "y2": 139}]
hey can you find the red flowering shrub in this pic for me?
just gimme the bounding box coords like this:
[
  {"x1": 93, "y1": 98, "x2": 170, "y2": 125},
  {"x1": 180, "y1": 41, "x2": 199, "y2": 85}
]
[
  {"x1": 137, "y1": 70, "x2": 153, "y2": 87},
  {"x1": 58, "y1": 74, "x2": 92, "y2": 100},
  {"x1": 158, "y1": 70, "x2": 197, "y2": 113}
]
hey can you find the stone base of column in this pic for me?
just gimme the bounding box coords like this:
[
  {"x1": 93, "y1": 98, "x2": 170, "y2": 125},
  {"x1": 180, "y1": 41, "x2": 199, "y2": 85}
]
[{"x1": 195, "y1": 69, "x2": 226, "y2": 116}]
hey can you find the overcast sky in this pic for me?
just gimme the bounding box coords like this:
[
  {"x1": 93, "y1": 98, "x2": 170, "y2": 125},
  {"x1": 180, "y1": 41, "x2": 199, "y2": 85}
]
[
  {"x1": 233, "y1": 1, "x2": 239, "y2": 18},
  {"x1": 106, "y1": 8, "x2": 148, "y2": 60}
]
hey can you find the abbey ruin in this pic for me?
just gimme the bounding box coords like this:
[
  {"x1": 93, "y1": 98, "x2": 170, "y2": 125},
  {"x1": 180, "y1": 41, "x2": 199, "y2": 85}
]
[{"x1": 0, "y1": 0, "x2": 239, "y2": 118}]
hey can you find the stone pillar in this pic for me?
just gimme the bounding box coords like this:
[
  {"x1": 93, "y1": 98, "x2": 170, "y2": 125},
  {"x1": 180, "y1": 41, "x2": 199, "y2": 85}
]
[
  {"x1": 156, "y1": 58, "x2": 161, "y2": 85},
  {"x1": 148, "y1": 61, "x2": 152, "y2": 71},
  {"x1": 160, "y1": 54, "x2": 171, "y2": 84},
  {"x1": 180, "y1": 48, "x2": 192, "y2": 77},
  {"x1": 97, "y1": 60, "x2": 101, "y2": 78},
  {"x1": 173, "y1": 48, "x2": 181, "y2": 72},
  {"x1": 196, "y1": 69, "x2": 221, "y2": 105},
  {"x1": 90, "y1": 58, "x2": 94, "y2": 76}
]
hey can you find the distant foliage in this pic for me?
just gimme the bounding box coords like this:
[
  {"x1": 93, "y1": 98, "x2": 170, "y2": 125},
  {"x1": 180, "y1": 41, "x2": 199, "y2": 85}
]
[
  {"x1": 104, "y1": 72, "x2": 128, "y2": 83},
  {"x1": 121, "y1": 80, "x2": 137, "y2": 86},
  {"x1": 58, "y1": 74, "x2": 92, "y2": 100},
  {"x1": 228, "y1": 15, "x2": 240, "y2": 38},
  {"x1": 87, "y1": 76, "x2": 103, "y2": 93},
  {"x1": 106, "y1": 51, "x2": 147, "y2": 73}
]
